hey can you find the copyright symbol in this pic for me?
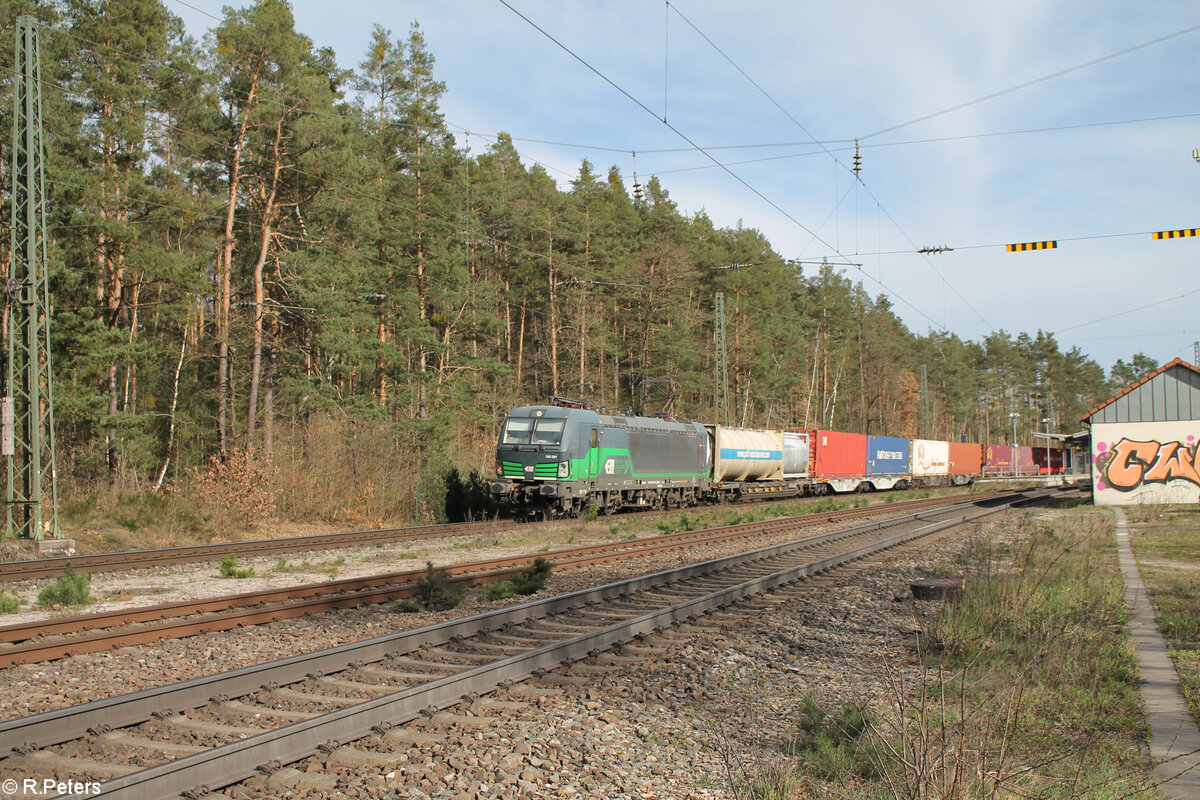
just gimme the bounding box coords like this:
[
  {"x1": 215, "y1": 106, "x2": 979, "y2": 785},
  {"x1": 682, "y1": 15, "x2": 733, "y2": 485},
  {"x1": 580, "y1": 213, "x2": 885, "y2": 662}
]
[{"x1": 1, "y1": 778, "x2": 17, "y2": 795}]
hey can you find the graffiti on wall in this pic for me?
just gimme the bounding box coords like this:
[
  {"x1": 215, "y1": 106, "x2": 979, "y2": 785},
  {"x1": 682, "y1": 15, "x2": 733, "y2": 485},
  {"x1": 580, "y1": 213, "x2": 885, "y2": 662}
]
[{"x1": 1094, "y1": 436, "x2": 1200, "y2": 492}]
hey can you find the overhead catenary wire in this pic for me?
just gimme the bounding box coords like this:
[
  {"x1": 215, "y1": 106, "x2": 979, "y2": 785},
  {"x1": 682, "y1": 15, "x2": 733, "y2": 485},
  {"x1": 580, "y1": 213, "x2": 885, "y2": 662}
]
[
  {"x1": 661, "y1": 1, "x2": 985, "y2": 332},
  {"x1": 497, "y1": 0, "x2": 951, "y2": 334},
  {"x1": 859, "y1": 21, "x2": 1200, "y2": 140}
]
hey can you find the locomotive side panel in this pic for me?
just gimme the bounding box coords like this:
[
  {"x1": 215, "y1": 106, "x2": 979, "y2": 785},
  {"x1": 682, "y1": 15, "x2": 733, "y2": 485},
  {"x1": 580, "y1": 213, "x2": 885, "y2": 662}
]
[{"x1": 613, "y1": 416, "x2": 710, "y2": 483}]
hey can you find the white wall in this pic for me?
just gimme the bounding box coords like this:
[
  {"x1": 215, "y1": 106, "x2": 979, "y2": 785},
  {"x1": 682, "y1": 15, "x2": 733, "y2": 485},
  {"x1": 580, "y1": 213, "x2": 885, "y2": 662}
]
[{"x1": 1092, "y1": 420, "x2": 1200, "y2": 505}]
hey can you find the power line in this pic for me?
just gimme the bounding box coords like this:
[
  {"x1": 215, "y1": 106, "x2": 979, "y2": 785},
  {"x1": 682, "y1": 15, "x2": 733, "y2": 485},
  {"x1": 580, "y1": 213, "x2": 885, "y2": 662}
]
[
  {"x1": 860, "y1": 21, "x2": 1200, "y2": 140},
  {"x1": 1055, "y1": 287, "x2": 1200, "y2": 335},
  {"x1": 660, "y1": 2, "x2": 980, "y2": 331},
  {"x1": 495, "y1": 0, "x2": 853, "y2": 264}
]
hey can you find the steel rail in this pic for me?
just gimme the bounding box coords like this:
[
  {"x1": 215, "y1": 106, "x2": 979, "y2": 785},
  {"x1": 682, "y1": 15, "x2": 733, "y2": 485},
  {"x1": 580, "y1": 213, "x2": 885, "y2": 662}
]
[
  {"x1": 0, "y1": 489, "x2": 1010, "y2": 583},
  {"x1": 68, "y1": 489, "x2": 1053, "y2": 800},
  {"x1": 0, "y1": 493, "x2": 1005, "y2": 666},
  {"x1": 0, "y1": 521, "x2": 505, "y2": 583},
  {"x1": 0, "y1": 493, "x2": 1033, "y2": 761}
]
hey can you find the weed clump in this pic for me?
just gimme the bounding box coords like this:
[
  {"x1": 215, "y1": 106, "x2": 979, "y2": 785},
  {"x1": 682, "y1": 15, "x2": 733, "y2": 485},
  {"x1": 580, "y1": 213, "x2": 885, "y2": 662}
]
[
  {"x1": 37, "y1": 564, "x2": 92, "y2": 608},
  {"x1": 482, "y1": 580, "x2": 516, "y2": 601},
  {"x1": 392, "y1": 598, "x2": 422, "y2": 613},
  {"x1": 0, "y1": 590, "x2": 21, "y2": 614},
  {"x1": 410, "y1": 562, "x2": 465, "y2": 611},
  {"x1": 219, "y1": 554, "x2": 255, "y2": 579},
  {"x1": 510, "y1": 558, "x2": 552, "y2": 594},
  {"x1": 788, "y1": 695, "x2": 878, "y2": 779}
]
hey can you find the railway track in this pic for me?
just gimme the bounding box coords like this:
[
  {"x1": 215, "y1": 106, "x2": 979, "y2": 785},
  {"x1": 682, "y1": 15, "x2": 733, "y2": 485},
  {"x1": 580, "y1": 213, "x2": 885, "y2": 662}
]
[
  {"x1": 0, "y1": 521, "x2": 508, "y2": 584},
  {"x1": 0, "y1": 491, "x2": 1011, "y2": 667},
  {"x1": 0, "y1": 487, "x2": 1065, "y2": 799},
  {"x1": 0, "y1": 487, "x2": 1027, "y2": 584}
]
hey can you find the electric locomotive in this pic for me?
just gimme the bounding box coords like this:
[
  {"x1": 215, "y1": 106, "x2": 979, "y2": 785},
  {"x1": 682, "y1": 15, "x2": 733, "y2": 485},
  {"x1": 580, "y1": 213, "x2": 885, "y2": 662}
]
[{"x1": 490, "y1": 400, "x2": 710, "y2": 518}]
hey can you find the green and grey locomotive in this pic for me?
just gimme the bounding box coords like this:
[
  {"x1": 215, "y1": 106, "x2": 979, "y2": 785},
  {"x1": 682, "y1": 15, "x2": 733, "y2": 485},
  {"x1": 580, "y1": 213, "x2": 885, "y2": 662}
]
[{"x1": 490, "y1": 402, "x2": 711, "y2": 519}]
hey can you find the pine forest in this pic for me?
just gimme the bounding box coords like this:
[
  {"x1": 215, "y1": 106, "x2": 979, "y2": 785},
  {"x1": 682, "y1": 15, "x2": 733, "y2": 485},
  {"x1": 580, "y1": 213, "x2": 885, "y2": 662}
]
[{"x1": 0, "y1": 1, "x2": 1143, "y2": 532}]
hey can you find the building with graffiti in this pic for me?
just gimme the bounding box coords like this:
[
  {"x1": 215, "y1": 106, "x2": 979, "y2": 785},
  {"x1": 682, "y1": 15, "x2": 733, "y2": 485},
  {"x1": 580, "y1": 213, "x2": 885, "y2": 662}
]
[{"x1": 1083, "y1": 358, "x2": 1200, "y2": 506}]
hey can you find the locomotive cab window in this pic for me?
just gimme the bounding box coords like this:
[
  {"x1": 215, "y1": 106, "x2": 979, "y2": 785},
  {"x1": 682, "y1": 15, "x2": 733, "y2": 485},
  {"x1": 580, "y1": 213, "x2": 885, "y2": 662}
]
[
  {"x1": 500, "y1": 418, "x2": 534, "y2": 444},
  {"x1": 530, "y1": 418, "x2": 565, "y2": 445}
]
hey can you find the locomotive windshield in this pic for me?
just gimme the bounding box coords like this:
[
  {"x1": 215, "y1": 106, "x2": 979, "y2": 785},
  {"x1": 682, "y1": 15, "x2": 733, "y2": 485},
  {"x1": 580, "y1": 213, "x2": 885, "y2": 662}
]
[{"x1": 500, "y1": 417, "x2": 565, "y2": 446}]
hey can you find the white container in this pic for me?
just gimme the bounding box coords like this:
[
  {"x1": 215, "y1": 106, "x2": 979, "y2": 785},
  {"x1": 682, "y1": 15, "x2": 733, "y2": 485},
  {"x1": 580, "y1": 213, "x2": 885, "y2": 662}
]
[{"x1": 912, "y1": 439, "x2": 950, "y2": 477}]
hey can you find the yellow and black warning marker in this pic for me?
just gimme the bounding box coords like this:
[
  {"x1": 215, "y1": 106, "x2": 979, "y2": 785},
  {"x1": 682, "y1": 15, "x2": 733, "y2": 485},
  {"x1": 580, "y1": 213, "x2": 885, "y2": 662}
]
[
  {"x1": 1152, "y1": 228, "x2": 1198, "y2": 240},
  {"x1": 1006, "y1": 240, "x2": 1057, "y2": 252}
]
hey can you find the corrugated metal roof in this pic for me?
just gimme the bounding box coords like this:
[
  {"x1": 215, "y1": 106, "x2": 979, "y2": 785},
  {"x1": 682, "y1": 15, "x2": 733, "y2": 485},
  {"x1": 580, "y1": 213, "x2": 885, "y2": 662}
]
[{"x1": 1083, "y1": 358, "x2": 1200, "y2": 423}]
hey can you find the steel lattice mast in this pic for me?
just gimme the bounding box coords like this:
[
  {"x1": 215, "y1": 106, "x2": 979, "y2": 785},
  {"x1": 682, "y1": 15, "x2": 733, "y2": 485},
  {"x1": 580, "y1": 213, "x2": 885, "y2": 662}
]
[
  {"x1": 714, "y1": 292, "x2": 729, "y2": 427},
  {"x1": 6, "y1": 16, "x2": 59, "y2": 540}
]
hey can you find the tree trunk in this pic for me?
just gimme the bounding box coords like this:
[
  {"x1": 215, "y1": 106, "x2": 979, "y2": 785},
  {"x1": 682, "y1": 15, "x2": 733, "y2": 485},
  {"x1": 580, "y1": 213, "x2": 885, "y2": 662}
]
[
  {"x1": 246, "y1": 119, "x2": 283, "y2": 451},
  {"x1": 218, "y1": 58, "x2": 262, "y2": 460},
  {"x1": 153, "y1": 330, "x2": 187, "y2": 493}
]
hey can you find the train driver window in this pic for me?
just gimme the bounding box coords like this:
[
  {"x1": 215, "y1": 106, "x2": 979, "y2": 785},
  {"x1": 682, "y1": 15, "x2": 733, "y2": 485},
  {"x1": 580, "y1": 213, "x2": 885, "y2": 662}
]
[
  {"x1": 590, "y1": 429, "x2": 598, "y2": 448},
  {"x1": 501, "y1": 418, "x2": 533, "y2": 444},
  {"x1": 531, "y1": 418, "x2": 565, "y2": 445}
]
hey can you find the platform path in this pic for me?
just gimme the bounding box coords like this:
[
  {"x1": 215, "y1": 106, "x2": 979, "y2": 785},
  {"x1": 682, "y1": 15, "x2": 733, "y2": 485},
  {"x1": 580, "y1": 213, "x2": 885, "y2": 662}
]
[{"x1": 1115, "y1": 507, "x2": 1200, "y2": 799}]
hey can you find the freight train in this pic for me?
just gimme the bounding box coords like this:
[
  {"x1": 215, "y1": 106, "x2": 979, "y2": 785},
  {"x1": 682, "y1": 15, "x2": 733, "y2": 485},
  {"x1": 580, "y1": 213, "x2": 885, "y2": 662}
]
[{"x1": 489, "y1": 399, "x2": 1040, "y2": 518}]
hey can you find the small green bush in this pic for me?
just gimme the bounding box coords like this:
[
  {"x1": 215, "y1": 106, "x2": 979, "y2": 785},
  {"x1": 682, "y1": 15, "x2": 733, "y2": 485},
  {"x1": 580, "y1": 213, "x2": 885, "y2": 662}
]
[
  {"x1": 219, "y1": 554, "x2": 255, "y2": 579},
  {"x1": 0, "y1": 591, "x2": 21, "y2": 614},
  {"x1": 789, "y1": 694, "x2": 878, "y2": 779},
  {"x1": 392, "y1": 598, "x2": 423, "y2": 613},
  {"x1": 37, "y1": 564, "x2": 93, "y2": 608},
  {"x1": 482, "y1": 580, "x2": 517, "y2": 601},
  {"x1": 511, "y1": 557, "x2": 553, "y2": 595},
  {"x1": 412, "y1": 562, "x2": 465, "y2": 611}
]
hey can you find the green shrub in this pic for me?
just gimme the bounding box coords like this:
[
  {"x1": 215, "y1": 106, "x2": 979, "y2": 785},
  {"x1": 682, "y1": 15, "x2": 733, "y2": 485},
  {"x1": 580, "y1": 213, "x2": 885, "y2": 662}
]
[
  {"x1": 789, "y1": 694, "x2": 878, "y2": 779},
  {"x1": 219, "y1": 554, "x2": 255, "y2": 579},
  {"x1": 392, "y1": 598, "x2": 423, "y2": 613},
  {"x1": 482, "y1": 580, "x2": 517, "y2": 601},
  {"x1": 412, "y1": 562, "x2": 465, "y2": 611},
  {"x1": 0, "y1": 591, "x2": 21, "y2": 614},
  {"x1": 37, "y1": 564, "x2": 93, "y2": 608},
  {"x1": 510, "y1": 557, "x2": 553, "y2": 595}
]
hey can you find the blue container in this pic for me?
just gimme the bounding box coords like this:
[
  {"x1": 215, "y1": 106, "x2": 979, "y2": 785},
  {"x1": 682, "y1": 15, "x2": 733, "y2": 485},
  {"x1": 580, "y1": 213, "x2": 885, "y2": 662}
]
[{"x1": 867, "y1": 436, "x2": 910, "y2": 477}]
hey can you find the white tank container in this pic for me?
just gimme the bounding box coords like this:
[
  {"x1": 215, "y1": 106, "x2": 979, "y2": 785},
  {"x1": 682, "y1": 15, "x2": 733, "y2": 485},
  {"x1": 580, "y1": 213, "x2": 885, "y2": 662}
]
[
  {"x1": 712, "y1": 427, "x2": 785, "y2": 482},
  {"x1": 783, "y1": 431, "x2": 810, "y2": 478}
]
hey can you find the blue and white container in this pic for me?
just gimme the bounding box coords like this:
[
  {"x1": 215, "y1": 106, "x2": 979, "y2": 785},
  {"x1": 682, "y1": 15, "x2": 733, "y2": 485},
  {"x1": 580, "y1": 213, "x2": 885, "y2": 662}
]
[
  {"x1": 711, "y1": 427, "x2": 785, "y2": 482},
  {"x1": 867, "y1": 435, "x2": 911, "y2": 489}
]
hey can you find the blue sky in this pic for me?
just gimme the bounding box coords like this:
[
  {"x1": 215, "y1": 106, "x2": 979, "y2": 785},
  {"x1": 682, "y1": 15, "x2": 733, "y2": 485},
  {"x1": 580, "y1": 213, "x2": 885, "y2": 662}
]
[{"x1": 170, "y1": 0, "x2": 1200, "y2": 375}]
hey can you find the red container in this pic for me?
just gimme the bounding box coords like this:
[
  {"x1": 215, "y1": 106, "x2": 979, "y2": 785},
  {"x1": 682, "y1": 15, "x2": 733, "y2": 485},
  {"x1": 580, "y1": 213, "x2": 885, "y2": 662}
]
[
  {"x1": 1033, "y1": 448, "x2": 1064, "y2": 474},
  {"x1": 813, "y1": 430, "x2": 867, "y2": 479},
  {"x1": 948, "y1": 442, "x2": 983, "y2": 477},
  {"x1": 1016, "y1": 446, "x2": 1036, "y2": 475},
  {"x1": 984, "y1": 444, "x2": 1014, "y2": 476}
]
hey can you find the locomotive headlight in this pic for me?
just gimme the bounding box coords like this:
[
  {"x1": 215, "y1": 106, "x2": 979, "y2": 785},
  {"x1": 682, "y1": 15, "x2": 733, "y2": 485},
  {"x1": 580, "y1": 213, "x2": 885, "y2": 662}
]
[{"x1": 558, "y1": 461, "x2": 570, "y2": 478}]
